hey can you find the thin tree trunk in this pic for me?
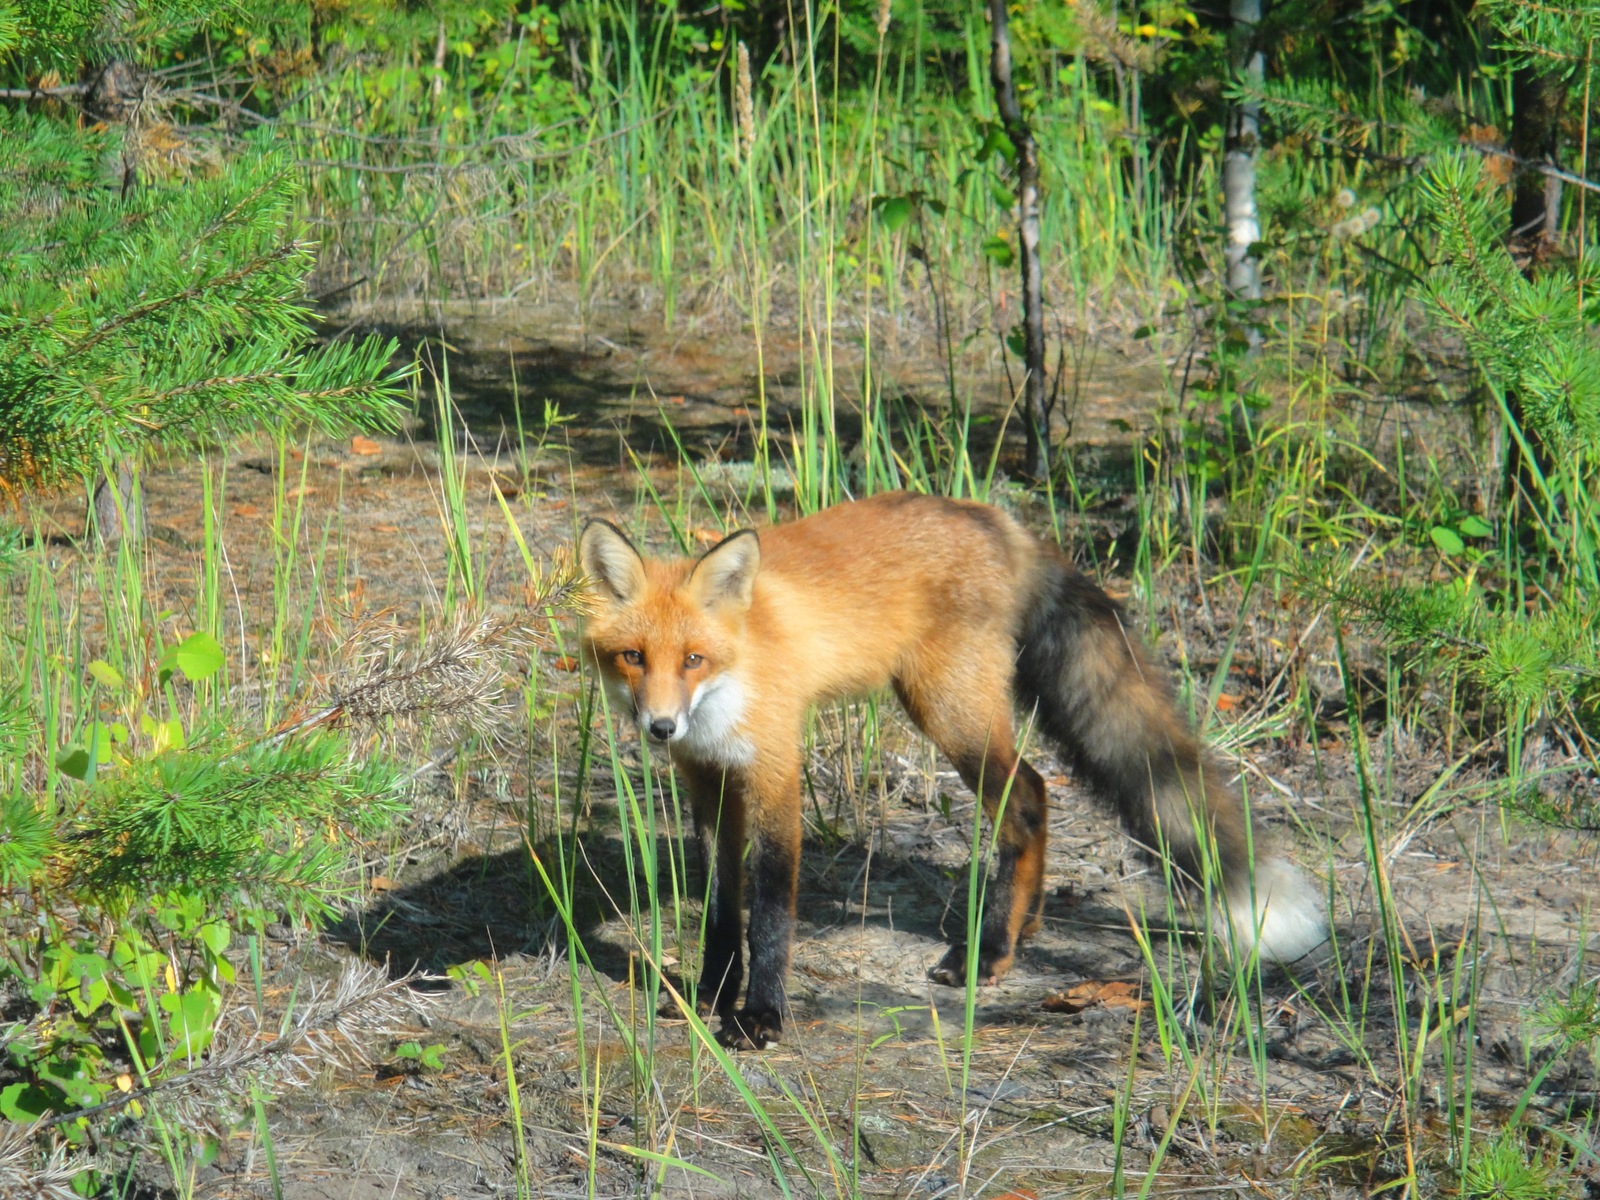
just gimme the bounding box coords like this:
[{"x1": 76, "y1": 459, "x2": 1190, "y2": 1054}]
[
  {"x1": 84, "y1": 27, "x2": 145, "y2": 542},
  {"x1": 1509, "y1": 66, "x2": 1567, "y2": 251},
  {"x1": 988, "y1": 0, "x2": 1050, "y2": 481},
  {"x1": 1501, "y1": 67, "x2": 1568, "y2": 516},
  {"x1": 91, "y1": 459, "x2": 141, "y2": 543},
  {"x1": 1224, "y1": 0, "x2": 1263, "y2": 300}
]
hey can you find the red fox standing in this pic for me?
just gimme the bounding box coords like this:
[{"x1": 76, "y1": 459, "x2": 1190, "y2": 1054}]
[{"x1": 579, "y1": 492, "x2": 1325, "y2": 1049}]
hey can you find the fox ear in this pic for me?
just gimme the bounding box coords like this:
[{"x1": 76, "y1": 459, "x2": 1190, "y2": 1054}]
[
  {"x1": 579, "y1": 520, "x2": 648, "y2": 605},
  {"x1": 687, "y1": 529, "x2": 760, "y2": 612}
]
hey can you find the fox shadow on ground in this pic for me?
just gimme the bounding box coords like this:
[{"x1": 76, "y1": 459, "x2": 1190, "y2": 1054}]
[{"x1": 325, "y1": 811, "x2": 1188, "y2": 1022}]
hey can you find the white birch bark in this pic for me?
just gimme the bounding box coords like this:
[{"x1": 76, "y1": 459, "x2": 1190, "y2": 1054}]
[{"x1": 1224, "y1": 0, "x2": 1264, "y2": 300}]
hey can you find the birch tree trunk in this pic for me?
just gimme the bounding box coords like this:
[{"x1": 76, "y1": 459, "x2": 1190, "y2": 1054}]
[
  {"x1": 1224, "y1": 0, "x2": 1263, "y2": 300},
  {"x1": 988, "y1": 0, "x2": 1050, "y2": 481}
]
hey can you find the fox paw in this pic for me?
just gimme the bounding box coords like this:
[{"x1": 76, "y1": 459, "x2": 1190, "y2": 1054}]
[
  {"x1": 717, "y1": 1007, "x2": 783, "y2": 1050},
  {"x1": 928, "y1": 945, "x2": 1013, "y2": 988}
]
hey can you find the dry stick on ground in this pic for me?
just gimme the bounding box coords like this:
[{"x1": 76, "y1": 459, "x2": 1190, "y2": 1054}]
[{"x1": 987, "y1": 0, "x2": 1050, "y2": 481}]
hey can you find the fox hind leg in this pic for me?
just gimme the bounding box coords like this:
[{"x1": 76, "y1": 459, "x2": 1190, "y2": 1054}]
[{"x1": 895, "y1": 656, "x2": 1049, "y2": 987}]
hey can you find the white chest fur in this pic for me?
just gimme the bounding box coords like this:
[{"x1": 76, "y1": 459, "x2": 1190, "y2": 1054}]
[{"x1": 679, "y1": 672, "x2": 757, "y2": 767}]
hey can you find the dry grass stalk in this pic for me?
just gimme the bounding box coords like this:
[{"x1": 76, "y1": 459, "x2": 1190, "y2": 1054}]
[
  {"x1": 279, "y1": 549, "x2": 587, "y2": 743},
  {"x1": 38, "y1": 962, "x2": 437, "y2": 1138},
  {"x1": 735, "y1": 44, "x2": 755, "y2": 165},
  {"x1": 1070, "y1": 0, "x2": 1163, "y2": 74}
]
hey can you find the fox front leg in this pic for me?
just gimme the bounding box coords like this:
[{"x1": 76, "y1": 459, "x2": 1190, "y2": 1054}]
[
  {"x1": 668, "y1": 761, "x2": 747, "y2": 1022},
  {"x1": 718, "y1": 767, "x2": 801, "y2": 1050}
]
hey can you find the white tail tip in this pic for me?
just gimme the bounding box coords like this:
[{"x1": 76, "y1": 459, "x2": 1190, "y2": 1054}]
[{"x1": 1224, "y1": 858, "x2": 1328, "y2": 964}]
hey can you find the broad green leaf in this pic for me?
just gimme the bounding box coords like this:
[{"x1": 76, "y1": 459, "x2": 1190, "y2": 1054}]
[
  {"x1": 199, "y1": 921, "x2": 231, "y2": 956},
  {"x1": 55, "y1": 745, "x2": 90, "y2": 781},
  {"x1": 0, "y1": 1082, "x2": 57, "y2": 1121},
  {"x1": 1430, "y1": 526, "x2": 1466, "y2": 555},
  {"x1": 87, "y1": 660, "x2": 124, "y2": 690},
  {"x1": 874, "y1": 195, "x2": 913, "y2": 233},
  {"x1": 158, "y1": 631, "x2": 224, "y2": 684},
  {"x1": 1459, "y1": 515, "x2": 1493, "y2": 537},
  {"x1": 982, "y1": 235, "x2": 1015, "y2": 268}
]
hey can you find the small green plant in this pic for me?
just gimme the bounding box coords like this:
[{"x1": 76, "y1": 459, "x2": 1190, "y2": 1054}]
[
  {"x1": 0, "y1": 628, "x2": 409, "y2": 1183},
  {"x1": 1460, "y1": 1132, "x2": 1568, "y2": 1200},
  {"x1": 392, "y1": 1041, "x2": 448, "y2": 1071}
]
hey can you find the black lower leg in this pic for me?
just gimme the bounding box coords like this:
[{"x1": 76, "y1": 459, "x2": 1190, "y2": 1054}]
[
  {"x1": 696, "y1": 822, "x2": 743, "y2": 1018},
  {"x1": 929, "y1": 842, "x2": 1020, "y2": 986},
  {"x1": 722, "y1": 834, "x2": 796, "y2": 1049}
]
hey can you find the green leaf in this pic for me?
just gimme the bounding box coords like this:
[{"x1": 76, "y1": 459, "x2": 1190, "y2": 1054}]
[
  {"x1": 55, "y1": 745, "x2": 91, "y2": 781},
  {"x1": 158, "y1": 632, "x2": 224, "y2": 685},
  {"x1": 199, "y1": 921, "x2": 231, "y2": 956},
  {"x1": 974, "y1": 124, "x2": 1015, "y2": 166},
  {"x1": 1459, "y1": 515, "x2": 1493, "y2": 537},
  {"x1": 162, "y1": 990, "x2": 217, "y2": 1056},
  {"x1": 982, "y1": 235, "x2": 1015, "y2": 268},
  {"x1": 1430, "y1": 526, "x2": 1466, "y2": 555},
  {"x1": 0, "y1": 1082, "x2": 58, "y2": 1121},
  {"x1": 873, "y1": 195, "x2": 914, "y2": 233},
  {"x1": 55, "y1": 723, "x2": 112, "y2": 781},
  {"x1": 87, "y1": 660, "x2": 124, "y2": 690}
]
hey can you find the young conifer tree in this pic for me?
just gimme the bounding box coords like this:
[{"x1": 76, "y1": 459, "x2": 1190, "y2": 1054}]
[{"x1": 0, "y1": 0, "x2": 407, "y2": 512}]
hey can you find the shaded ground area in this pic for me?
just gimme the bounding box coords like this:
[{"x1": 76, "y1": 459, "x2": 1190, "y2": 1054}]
[
  {"x1": 29, "y1": 304, "x2": 1599, "y2": 1199},
  {"x1": 325, "y1": 297, "x2": 1172, "y2": 477}
]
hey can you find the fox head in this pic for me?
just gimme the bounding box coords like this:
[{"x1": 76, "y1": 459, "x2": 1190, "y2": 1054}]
[{"x1": 577, "y1": 520, "x2": 761, "y2": 753}]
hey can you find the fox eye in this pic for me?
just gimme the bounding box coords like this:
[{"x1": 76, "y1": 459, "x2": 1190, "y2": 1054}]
[
  {"x1": 620, "y1": 650, "x2": 644, "y2": 667},
  {"x1": 684, "y1": 653, "x2": 704, "y2": 669}
]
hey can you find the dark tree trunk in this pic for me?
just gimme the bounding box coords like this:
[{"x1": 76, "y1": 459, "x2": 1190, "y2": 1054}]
[
  {"x1": 1508, "y1": 66, "x2": 1567, "y2": 251},
  {"x1": 988, "y1": 0, "x2": 1050, "y2": 481},
  {"x1": 1503, "y1": 67, "x2": 1569, "y2": 514},
  {"x1": 84, "y1": 56, "x2": 143, "y2": 197}
]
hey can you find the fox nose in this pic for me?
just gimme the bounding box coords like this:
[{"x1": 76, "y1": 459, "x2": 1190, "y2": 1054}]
[{"x1": 647, "y1": 717, "x2": 677, "y2": 741}]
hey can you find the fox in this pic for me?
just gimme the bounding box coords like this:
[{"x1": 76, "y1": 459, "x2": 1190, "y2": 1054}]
[{"x1": 578, "y1": 492, "x2": 1326, "y2": 1049}]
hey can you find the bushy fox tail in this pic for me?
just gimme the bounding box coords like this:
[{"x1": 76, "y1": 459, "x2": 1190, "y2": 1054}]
[{"x1": 1014, "y1": 554, "x2": 1326, "y2": 964}]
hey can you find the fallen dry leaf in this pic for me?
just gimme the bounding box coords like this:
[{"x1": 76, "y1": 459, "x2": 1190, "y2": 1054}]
[
  {"x1": 372, "y1": 524, "x2": 400, "y2": 534},
  {"x1": 1042, "y1": 979, "x2": 1149, "y2": 1015},
  {"x1": 369, "y1": 875, "x2": 396, "y2": 892},
  {"x1": 550, "y1": 656, "x2": 580, "y2": 672},
  {"x1": 234, "y1": 503, "x2": 261, "y2": 518},
  {"x1": 691, "y1": 528, "x2": 723, "y2": 545},
  {"x1": 351, "y1": 435, "x2": 382, "y2": 456},
  {"x1": 1215, "y1": 692, "x2": 1242, "y2": 712}
]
